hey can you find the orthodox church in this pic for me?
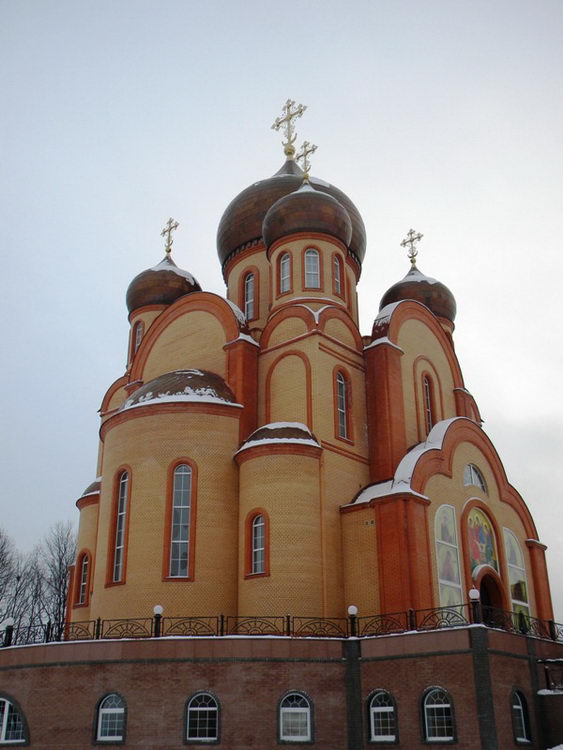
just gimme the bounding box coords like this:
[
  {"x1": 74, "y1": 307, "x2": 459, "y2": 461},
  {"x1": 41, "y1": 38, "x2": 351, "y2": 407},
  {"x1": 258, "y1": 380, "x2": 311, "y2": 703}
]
[{"x1": 2, "y1": 102, "x2": 561, "y2": 749}]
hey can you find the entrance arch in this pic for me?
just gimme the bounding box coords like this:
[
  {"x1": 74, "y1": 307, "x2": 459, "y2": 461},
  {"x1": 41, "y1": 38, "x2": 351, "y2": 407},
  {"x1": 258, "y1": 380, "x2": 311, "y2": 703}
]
[{"x1": 479, "y1": 573, "x2": 503, "y2": 610}]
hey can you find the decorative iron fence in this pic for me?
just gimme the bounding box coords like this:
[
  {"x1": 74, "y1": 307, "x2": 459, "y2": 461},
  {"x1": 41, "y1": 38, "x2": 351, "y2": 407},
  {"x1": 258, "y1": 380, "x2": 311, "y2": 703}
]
[{"x1": 1, "y1": 604, "x2": 562, "y2": 648}]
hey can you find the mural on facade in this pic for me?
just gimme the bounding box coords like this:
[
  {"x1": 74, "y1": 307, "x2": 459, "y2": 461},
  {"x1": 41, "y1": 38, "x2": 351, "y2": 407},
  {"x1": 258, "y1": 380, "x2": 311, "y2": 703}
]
[
  {"x1": 435, "y1": 505, "x2": 462, "y2": 607},
  {"x1": 467, "y1": 508, "x2": 498, "y2": 573}
]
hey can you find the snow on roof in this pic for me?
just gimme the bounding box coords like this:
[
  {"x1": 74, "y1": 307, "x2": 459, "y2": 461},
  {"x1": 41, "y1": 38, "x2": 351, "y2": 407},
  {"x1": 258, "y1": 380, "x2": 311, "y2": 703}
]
[
  {"x1": 345, "y1": 418, "x2": 472, "y2": 507},
  {"x1": 236, "y1": 422, "x2": 320, "y2": 455},
  {"x1": 363, "y1": 336, "x2": 404, "y2": 352},
  {"x1": 150, "y1": 258, "x2": 197, "y2": 285},
  {"x1": 225, "y1": 299, "x2": 246, "y2": 325},
  {"x1": 121, "y1": 370, "x2": 241, "y2": 411},
  {"x1": 372, "y1": 301, "x2": 402, "y2": 329},
  {"x1": 400, "y1": 266, "x2": 438, "y2": 285}
]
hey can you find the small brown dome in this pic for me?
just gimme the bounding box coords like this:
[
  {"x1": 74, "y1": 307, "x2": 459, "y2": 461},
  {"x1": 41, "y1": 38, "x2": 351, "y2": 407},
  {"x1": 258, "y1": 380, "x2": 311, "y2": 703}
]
[
  {"x1": 126, "y1": 255, "x2": 201, "y2": 314},
  {"x1": 216, "y1": 159, "x2": 366, "y2": 267},
  {"x1": 120, "y1": 370, "x2": 237, "y2": 411},
  {"x1": 79, "y1": 479, "x2": 101, "y2": 498},
  {"x1": 262, "y1": 181, "x2": 352, "y2": 250},
  {"x1": 379, "y1": 265, "x2": 457, "y2": 323}
]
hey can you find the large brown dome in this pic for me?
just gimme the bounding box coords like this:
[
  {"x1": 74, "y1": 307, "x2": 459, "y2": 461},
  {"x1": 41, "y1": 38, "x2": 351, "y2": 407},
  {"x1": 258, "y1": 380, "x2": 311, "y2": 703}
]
[
  {"x1": 126, "y1": 255, "x2": 201, "y2": 314},
  {"x1": 379, "y1": 264, "x2": 457, "y2": 323},
  {"x1": 217, "y1": 159, "x2": 366, "y2": 268},
  {"x1": 262, "y1": 182, "x2": 352, "y2": 250}
]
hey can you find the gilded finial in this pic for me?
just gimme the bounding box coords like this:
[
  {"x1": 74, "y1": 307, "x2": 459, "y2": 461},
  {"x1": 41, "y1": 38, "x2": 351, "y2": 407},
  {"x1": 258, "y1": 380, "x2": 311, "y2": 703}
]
[
  {"x1": 296, "y1": 140, "x2": 317, "y2": 180},
  {"x1": 401, "y1": 228, "x2": 423, "y2": 266},
  {"x1": 161, "y1": 217, "x2": 179, "y2": 255},
  {"x1": 271, "y1": 99, "x2": 307, "y2": 158}
]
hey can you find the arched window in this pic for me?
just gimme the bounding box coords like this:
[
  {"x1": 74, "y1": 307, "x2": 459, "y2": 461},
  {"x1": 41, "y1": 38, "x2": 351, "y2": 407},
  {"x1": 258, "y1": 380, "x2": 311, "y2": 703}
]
[
  {"x1": 511, "y1": 690, "x2": 531, "y2": 743},
  {"x1": 112, "y1": 471, "x2": 129, "y2": 583},
  {"x1": 336, "y1": 371, "x2": 350, "y2": 440},
  {"x1": 96, "y1": 693, "x2": 126, "y2": 743},
  {"x1": 463, "y1": 464, "x2": 487, "y2": 495},
  {"x1": 251, "y1": 514, "x2": 265, "y2": 574},
  {"x1": 304, "y1": 249, "x2": 320, "y2": 288},
  {"x1": 504, "y1": 529, "x2": 530, "y2": 617},
  {"x1": 244, "y1": 272, "x2": 255, "y2": 320},
  {"x1": 423, "y1": 375, "x2": 435, "y2": 434},
  {"x1": 368, "y1": 690, "x2": 396, "y2": 742},
  {"x1": 423, "y1": 688, "x2": 455, "y2": 742},
  {"x1": 279, "y1": 693, "x2": 312, "y2": 742},
  {"x1": 0, "y1": 696, "x2": 27, "y2": 744},
  {"x1": 186, "y1": 693, "x2": 219, "y2": 742},
  {"x1": 133, "y1": 320, "x2": 144, "y2": 354},
  {"x1": 333, "y1": 254, "x2": 343, "y2": 296},
  {"x1": 169, "y1": 464, "x2": 192, "y2": 578},
  {"x1": 76, "y1": 552, "x2": 90, "y2": 605},
  {"x1": 280, "y1": 252, "x2": 291, "y2": 294},
  {"x1": 435, "y1": 506, "x2": 462, "y2": 608}
]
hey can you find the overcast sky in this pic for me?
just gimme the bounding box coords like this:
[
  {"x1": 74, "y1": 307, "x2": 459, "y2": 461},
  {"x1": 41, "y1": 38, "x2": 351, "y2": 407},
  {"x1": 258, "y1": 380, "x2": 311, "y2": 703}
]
[{"x1": 1, "y1": 0, "x2": 562, "y2": 619}]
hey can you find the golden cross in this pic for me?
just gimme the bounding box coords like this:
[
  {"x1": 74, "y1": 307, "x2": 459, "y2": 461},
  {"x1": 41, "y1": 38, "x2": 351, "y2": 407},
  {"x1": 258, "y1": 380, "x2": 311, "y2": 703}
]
[
  {"x1": 296, "y1": 141, "x2": 317, "y2": 176},
  {"x1": 401, "y1": 228, "x2": 423, "y2": 265},
  {"x1": 161, "y1": 217, "x2": 179, "y2": 255},
  {"x1": 271, "y1": 99, "x2": 307, "y2": 157}
]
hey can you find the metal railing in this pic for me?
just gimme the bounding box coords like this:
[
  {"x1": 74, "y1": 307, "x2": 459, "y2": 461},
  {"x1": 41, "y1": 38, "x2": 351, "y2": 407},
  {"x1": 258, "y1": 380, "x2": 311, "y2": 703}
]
[{"x1": 1, "y1": 604, "x2": 562, "y2": 648}]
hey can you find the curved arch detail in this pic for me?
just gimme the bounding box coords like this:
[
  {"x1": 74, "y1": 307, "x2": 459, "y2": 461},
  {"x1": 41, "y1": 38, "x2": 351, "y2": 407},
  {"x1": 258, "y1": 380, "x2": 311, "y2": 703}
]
[
  {"x1": 261, "y1": 306, "x2": 315, "y2": 349},
  {"x1": 265, "y1": 349, "x2": 313, "y2": 429}
]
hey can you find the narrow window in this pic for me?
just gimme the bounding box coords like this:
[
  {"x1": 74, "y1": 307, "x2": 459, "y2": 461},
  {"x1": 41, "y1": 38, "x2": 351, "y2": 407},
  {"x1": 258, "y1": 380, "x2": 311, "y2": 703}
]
[
  {"x1": 251, "y1": 514, "x2": 265, "y2": 574},
  {"x1": 133, "y1": 321, "x2": 143, "y2": 354},
  {"x1": 77, "y1": 553, "x2": 89, "y2": 604},
  {"x1": 113, "y1": 472, "x2": 128, "y2": 583},
  {"x1": 304, "y1": 249, "x2": 320, "y2": 288},
  {"x1": 0, "y1": 697, "x2": 26, "y2": 744},
  {"x1": 463, "y1": 464, "x2": 487, "y2": 494},
  {"x1": 97, "y1": 693, "x2": 125, "y2": 742},
  {"x1": 280, "y1": 693, "x2": 311, "y2": 742},
  {"x1": 423, "y1": 375, "x2": 435, "y2": 434},
  {"x1": 336, "y1": 371, "x2": 349, "y2": 439},
  {"x1": 435, "y1": 505, "x2": 462, "y2": 608},
  {"x1": 504, "y1": 529, "x2": 530, "y2": 618},
  {"x1": 369, "y1": 690, "x2": 396, "y2": 742},
  {"x1": 169, "y1": 464, "x2": 192, "y2": 578},
  {"x1": 423, "y1": 688, "x2": 454, "y2": 742},
  {"x1": 333, "y1": 255, "x2": 342, "y2": 295},
  {"x1": 512, "y1": 691, "x2": 530, "y2": 743},
  {"x1": 186, "y1": 693, "x2": 219, "y2": 742},
  {"x1": 280, "y1": 253, "x2": 291, "y2": 294},
  {"x1": 244, "y1": 272, "x2": 255, "y2": 320}
]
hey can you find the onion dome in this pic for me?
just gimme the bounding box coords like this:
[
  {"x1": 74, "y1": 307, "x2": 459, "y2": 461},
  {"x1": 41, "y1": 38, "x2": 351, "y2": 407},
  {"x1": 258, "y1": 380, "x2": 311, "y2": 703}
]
[
  {"x1": 120, "y1": 370, "x2": 238, "y2": 411},
  {"x1": 217, "y1": 159, "x2": 366, "y2": 268},
  {"x1": 126, "y1": 255, "x2": 201, "y2": 314},
  {"x1": 379, "y1": 264, "x2": 457, "y2": 323},
  {"x1": 237, "y1": 422, "x2": 320, "y2": 453},
  {"x1": 262, "y1": 181, "x2": 352, "y2": 250}
]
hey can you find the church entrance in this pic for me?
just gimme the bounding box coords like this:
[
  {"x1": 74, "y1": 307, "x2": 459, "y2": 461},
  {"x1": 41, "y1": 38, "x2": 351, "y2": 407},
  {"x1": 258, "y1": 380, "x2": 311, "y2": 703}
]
[{"x1": 480, "y1": 574, "x2": 504, "y2": 625}]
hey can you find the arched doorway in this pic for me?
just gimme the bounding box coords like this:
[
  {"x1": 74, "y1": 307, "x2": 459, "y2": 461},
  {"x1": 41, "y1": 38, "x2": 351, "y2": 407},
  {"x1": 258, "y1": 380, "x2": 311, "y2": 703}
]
[{"x1": 480, "y1": 573, "x2": 504, "y2": 625}]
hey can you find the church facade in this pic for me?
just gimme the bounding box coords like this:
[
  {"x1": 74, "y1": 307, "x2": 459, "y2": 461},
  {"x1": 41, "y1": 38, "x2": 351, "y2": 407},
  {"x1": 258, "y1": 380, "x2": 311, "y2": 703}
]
[{"x1": 1, "y1": 102, "x2": 562, "y2": 749}]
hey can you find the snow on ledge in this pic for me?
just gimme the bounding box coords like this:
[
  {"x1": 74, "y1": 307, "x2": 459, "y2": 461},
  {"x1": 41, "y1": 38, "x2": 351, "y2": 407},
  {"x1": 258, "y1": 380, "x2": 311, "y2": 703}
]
[
  {"x1": 363, "y1": 336, "x2": 404, "y2": 352},
  {"x1": 225, "y1": 299, "x2": 246, "y2": 325},
  {"x1": 123, "y1": 394, "x2": 242, "y2": 410}
]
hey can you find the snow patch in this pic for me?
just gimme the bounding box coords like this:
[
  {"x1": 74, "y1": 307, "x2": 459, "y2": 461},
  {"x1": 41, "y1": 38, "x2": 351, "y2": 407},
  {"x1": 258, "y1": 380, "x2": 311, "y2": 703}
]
[
  {"x1": 363, "y1": 337, "x2": 404, "y2": 353},
  {"x1": 236, "y1": 437, "x2": 321, "y2": 454},
  {"x1": 225, "y1": 299, "x2": 246, "y2": 325},
  {"x1": 150, "y1": 259, "x2": 197, "y2": 285}
]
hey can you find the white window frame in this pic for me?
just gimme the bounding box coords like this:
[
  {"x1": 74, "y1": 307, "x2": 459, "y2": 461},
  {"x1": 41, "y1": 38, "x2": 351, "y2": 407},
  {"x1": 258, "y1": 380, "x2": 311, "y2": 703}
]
[
  {"x1": 280, "y1": 253, "x2": 291, "y2": 293},
  {"x1": 78, "y1": 553, "x2": 89, "y2": 604},
  {"x1": 169, "y1": 464, "x2": 192, "y2": 578},
  {"x1": 251, "y1": 514, "x2": 265, "y2": 574},
  {"x1": 369, "y1": 690, "x2": 396, "y2": 742},
  {"x1": 304, "y1": 249, "x2": 320, "y2": 288},
  {"x1": 512, "y1": 691, "x2": 530, "y2": 743},
  {"x1": 244, "y1": 272, "x2": 255, "y2": 320},
  {"x1": 463, "y1": 463, "x2": 487, "y2": 494},
  {"x1": 280, "y1": 693, "x2": 311, "y2": 742},
  {"x1": 0, "y1": 698, "x2": 26, "y2": 744},
  {"x1": 435, "y1": 505, "x2": 463, "y2": 607},
  {"x1": 423, "y1": 375, "x2": 434, "y2": 434},
  {"x1": 133, "y1": 321, "x2": 143, "y2": 354},
  {"x1": 503, "y1": 528, "x2": 530, "y2": 616},
  {"x1": 186, "y1": 692, "x2": 218, "y2": 742},
  {"x1": 112, "y1": 472, "x2": 128, "y2": 582},
  {"x1": 334, "y1": 254, "x2": 342, "y2": 295},
  {"x1": 336, "y1": 371, "x2": 348, "y2": 439},
  {"x1": 423, "y1": 688, "x2": 454, "y2": 742},
  {"x1": 97, "y1": 694, "x2": 125, "y2": 742}
]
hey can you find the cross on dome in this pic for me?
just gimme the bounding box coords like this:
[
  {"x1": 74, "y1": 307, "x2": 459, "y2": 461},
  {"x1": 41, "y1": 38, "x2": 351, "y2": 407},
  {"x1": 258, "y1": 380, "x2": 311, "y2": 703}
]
[
  {"x1": 161, "y1": 217, "x2": 179, "y2": 255},
  {"x1": 401, "y1": 228, "x2": 423, "y2": 265},
  {"x1": 271, "y1": 99, "x2": 307, "y2": 158},
  {"x1": 296, "y1": 140, "x2": 317, "y2": 178}
]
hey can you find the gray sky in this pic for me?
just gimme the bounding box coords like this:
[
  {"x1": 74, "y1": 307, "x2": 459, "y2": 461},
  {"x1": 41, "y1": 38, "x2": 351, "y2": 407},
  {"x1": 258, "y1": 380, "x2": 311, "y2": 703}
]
[{"x1": 1, "y1": 0, "x2": 562, "y2": 619}]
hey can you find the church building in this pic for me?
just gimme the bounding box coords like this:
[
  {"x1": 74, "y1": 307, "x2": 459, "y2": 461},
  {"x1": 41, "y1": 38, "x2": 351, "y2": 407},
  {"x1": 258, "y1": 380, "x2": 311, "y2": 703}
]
[{"x1": 1, "y1": 101, "x2": 561, "y2": 749}]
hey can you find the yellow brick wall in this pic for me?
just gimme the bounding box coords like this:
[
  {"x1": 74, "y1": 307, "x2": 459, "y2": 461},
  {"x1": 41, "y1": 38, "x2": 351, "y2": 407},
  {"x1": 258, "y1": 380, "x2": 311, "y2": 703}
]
[
  {"x1": 238, "y1": 452, "x2": 323, "y2": 616},
  {"x1": 425, "y1": 441, "x2": 537, "y2": 614},
  {"x1": 70, "y1": 501, "x2": 100, "y2": 620},
  {"x1": 397, "y1": 318, "x2": 457, "y2": 446},
  {"x1": 263, "y1": 352, "x2": 309, "y2": 425},
  {"x1": 89, "y1": 409, "x2": 240, "y2": 621},
  {"x1": 323, "y1": 317, "x2": 357, "y2": 348},
  {"x1": 266, "y1": 316, "x2": 309, "y2": 348},
  {"x1": 142, "y1": 311, "x2": 227, "y2": 382},
  {"x1": 226, "y1": 248, "x2": 271, "y2": 331},
  {"x1": 341, "y1": 506, "x2": 379, "y2": 615}
]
